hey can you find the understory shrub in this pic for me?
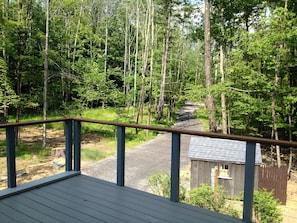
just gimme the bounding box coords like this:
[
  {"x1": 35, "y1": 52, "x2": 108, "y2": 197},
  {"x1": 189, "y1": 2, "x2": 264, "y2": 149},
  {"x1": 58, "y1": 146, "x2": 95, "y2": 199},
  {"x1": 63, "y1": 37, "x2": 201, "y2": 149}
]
[
  {"x1": 147, "y1": 171, "x2": 186, "y2": 201},
  {"x1": 189, "y1": 184, "x2": 239, "y2": 218},
  {"x1": 253, "y1": 190, "x2": 283, "y2": 223}
]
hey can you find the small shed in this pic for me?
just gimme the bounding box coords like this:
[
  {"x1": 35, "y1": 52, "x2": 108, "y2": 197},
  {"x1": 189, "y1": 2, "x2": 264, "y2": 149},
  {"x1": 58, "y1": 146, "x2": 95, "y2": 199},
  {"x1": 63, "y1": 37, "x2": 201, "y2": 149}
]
[{"x1": 188, "y1": 137, "x2": 262, "y2": 198}]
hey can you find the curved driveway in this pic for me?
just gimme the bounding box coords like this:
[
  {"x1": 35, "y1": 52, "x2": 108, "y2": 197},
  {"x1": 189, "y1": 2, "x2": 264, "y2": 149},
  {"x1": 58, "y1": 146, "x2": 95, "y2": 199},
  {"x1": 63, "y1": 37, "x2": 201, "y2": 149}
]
[{"x1": 82, "y1": 103, "x2": 203, "y2": 192}]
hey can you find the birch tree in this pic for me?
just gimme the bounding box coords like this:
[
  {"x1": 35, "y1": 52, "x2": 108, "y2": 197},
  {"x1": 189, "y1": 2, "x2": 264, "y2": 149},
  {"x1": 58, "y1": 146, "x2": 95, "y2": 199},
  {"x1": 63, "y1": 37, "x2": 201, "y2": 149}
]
[
  {"x1": 42, "y1": 0, "x2": 50, "y2": 148},
  {"x1": 137, "y1": 1, "x2": 151, "y2": 124},
  {"x1": 156, "y1": 0, "x2": 173, "y2": 121}
]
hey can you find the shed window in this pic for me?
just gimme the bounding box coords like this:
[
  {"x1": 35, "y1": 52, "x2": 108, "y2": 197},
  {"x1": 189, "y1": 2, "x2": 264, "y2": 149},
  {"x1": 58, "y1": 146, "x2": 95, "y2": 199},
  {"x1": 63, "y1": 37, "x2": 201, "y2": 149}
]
[{"x1": 219, "y1": 164, "x2": 230, "y2": 177}]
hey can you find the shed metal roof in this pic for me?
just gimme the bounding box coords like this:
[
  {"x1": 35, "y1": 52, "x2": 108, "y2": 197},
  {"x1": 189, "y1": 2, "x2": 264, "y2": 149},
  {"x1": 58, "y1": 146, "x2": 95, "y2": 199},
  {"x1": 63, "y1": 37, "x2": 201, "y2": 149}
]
[{"x1": 188, "y1": 137, "x2": 262, "y2": 164}]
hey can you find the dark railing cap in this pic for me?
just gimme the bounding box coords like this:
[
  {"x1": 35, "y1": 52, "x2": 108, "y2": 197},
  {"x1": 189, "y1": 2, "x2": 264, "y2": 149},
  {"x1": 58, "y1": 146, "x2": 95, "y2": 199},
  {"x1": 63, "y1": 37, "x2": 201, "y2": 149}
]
[
  {"x1": 1, "y1": 117, "x2": 297, "y2": 148},
  {"x1": 0, "y1": 118, "x2": 72, "y2": 128}
]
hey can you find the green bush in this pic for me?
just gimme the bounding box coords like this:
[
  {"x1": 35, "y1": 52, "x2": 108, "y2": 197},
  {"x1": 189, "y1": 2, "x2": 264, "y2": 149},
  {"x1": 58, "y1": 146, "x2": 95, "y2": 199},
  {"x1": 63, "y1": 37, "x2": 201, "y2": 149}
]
[
  {"x1": 189, "y1": 184, "x2": 226, "y2": 212},
  {"x1": 189, "y1": 184, "x2": 239, "y2": 218},
  {"x1": 147, "y1": 171, "x2": 186, "y2": 201},
  {"x1": 253, "y1": 190, "x2": 283, "y2": 223}
]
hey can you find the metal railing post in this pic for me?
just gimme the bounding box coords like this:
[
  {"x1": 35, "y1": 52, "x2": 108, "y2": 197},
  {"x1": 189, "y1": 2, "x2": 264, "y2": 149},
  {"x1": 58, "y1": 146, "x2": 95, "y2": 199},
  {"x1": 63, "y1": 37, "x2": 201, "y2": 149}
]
[
  {"x1": 243, "y1": 142, "x2": 256, "y2": 223},
  {"x1": 117, "y1": 126, "x2": 125, "y2": 186},
  {"x1": 65, "y1": 120, "x2": 73, "y2": 171},
  {"x1": 6, "y1": 126, "x2": 16, "y2": 188},
  {"x1": 170, "y1": 132, "x2": 181, "y2": 202},
  {"x1": 74, "y1": 120, "x2": 81, "y2": 171}
]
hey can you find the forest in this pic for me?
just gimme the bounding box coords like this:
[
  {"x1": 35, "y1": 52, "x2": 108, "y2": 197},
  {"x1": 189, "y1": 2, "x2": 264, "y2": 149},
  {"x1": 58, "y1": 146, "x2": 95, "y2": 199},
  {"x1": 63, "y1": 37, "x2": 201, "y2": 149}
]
[{"x1": 0, "y1": 1, "x2": 297, "y2": 154}]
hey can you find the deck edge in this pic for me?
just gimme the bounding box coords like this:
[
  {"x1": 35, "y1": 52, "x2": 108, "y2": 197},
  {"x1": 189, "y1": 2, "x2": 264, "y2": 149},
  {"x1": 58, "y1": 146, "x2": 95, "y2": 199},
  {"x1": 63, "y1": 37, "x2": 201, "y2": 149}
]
[{"x1": 0, "y1": 171, "x2": 81, "y2": 199}]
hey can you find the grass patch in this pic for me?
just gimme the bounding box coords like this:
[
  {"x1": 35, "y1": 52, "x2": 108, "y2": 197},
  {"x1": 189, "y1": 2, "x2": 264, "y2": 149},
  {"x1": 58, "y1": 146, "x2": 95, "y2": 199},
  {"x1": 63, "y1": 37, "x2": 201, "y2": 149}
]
[
  {"x1": 0, "y1": 141, "x2": 51, "y2": 160},
  {"x1": 82, "y1": 124, "x2": 116, "y2": 138},
  {"x1": 82, "y1": 107, "x2": 128, "y2": 121},
  {"x1": 81, "y1": 148, "x2": 109, "y2": 161},
  {"x1": 16, "y1": 142, "x2": 51, "y2": 160},
  {"x1": 193, "y1": 108, "x2": 208, "y2": 131},
  {"x1": 125, "y1": 129, "x2": 159, "y2": 150}
]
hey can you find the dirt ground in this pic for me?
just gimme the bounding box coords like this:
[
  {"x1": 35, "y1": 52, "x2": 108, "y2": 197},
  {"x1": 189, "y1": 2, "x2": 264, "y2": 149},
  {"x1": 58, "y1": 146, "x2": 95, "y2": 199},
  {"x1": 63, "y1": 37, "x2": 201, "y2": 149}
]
[
  {"x1": 0, "y1": 128, "x2": 105, "y2": 190},
  {"x1": 280, "y1": 174, "x2": 297, "y2": 223}
]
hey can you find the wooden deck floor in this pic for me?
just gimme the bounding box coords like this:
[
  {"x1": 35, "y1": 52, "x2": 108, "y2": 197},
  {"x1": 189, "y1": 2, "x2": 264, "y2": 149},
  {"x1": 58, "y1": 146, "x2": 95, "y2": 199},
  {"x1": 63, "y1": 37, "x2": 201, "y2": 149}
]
[{"x1": 0, "y1": 174, "x2": 243, "y2": 223}]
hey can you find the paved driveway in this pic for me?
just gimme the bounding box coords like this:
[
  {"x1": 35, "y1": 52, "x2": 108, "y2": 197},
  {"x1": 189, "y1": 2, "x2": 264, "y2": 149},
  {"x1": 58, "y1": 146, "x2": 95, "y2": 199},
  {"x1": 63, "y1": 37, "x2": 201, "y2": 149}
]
[{"x1": 82, "y1": 103, "x2": 203, "y2": 192}]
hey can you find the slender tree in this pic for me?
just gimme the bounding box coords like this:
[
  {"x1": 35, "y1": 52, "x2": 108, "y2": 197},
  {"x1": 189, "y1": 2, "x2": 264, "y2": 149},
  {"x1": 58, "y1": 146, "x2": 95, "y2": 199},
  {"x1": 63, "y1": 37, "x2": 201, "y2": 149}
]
[
  {"x1": 123, "y1": 3, "x2": 131, "y2": 101},
  {"x1": 133, "y1": 0, "x2": 139, "y2": 112},
  {"x1": 157, "y1": 0, "x2": 172, "y2": 121},
  {"x1": 204, "y1": 0, "x2": 216, "y2": 132},
  {"x1": 147, "y1": 0, "x2": 155, "y2": 128},
  {"x1": 16, "y1": 0, "x2": 23, "y2": 138},
  {"x1": 137, "y1": 2, "x2": 150, "y2": 124},
  {"x1": 42, "y1": 0, "x2": 50, "y2": 148}
]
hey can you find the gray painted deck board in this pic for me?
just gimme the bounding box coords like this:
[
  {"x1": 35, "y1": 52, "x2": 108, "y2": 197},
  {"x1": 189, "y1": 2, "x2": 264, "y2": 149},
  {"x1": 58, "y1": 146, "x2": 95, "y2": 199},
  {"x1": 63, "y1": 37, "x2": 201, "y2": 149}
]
[
  {"x1": 0, "y1": 210, "x2": 21, "y2": 223},
  {"x1": 10, "y1": 194, "x2": 83, "y2": 223},
  {"x1": 2, "y1": 197, "x2": 61, "y2": 223},
  {"x1": 0, "y1": 174, "x2": 243, "y2": 223},
  {"x1": 0, "y1": 202, "x2": 40, "y2": 223},
  {"x1": 43, "y1": 186, "x2": 151, "y2": 223},
  {"x1": 22, "y1": 191, "x2": 107, "y2": 223}
]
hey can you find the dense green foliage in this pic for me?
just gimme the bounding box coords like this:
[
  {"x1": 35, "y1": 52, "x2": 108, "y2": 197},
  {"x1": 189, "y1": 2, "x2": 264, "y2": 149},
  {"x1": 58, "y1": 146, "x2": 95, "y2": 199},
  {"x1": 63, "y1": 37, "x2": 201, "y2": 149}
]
[
  {"x1": 189, "y1": 184, "x2": 226, "y2": 211},
  {"x1": 0, "y1": 0, "x2": 297, "y2": 144},
  {"x1": 253, "y1": 190, "x2": 283, "y2": 223},
  {"x1": 147, "y1": 171, "x2": 186, "y2": 201},
  {"x1": 189, "y1": 184, "x2": 239, "y2": 218}
]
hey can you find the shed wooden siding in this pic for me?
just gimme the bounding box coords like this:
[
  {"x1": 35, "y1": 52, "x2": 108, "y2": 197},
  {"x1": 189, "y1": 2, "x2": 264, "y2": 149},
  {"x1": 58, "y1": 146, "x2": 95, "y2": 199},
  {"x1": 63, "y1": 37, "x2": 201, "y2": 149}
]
[{"x1": 190, "y1": 160, "x2": 259, "y2": 198}]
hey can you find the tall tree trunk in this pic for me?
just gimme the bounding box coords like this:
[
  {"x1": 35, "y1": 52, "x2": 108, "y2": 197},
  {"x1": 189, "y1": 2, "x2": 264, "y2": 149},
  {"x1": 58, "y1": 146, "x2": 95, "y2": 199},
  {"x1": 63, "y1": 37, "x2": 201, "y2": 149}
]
[
  {"x1": 72, "y1": 1, "x2": 83, "y2": 66},
  {"x1": 65, "y1": 2, "x2": 83, "y2": 109},
  {"x1": 103, "y1": 14, "x2": 108, "y2": 108},
  {"x1": 16, "y1": 0, "x2": 24, "y2": 143},
  {"x1": 124, "y1": 5, "x2": 129, "y2": 100},
  {"x1": 157, "y1": 5, "x2": 171, "y2": 121},
  {"x1": 123, "y1": 3, "x2": 132, "y2": 108},
  {"x1": 272, "y1": 54, "x2": 281, "y2": 167},
  {"x1": 137, "y1": 7, "x2": 150, "y2": 125},
  {"x1": 178, "y1": 40, "x2": 184, "y2": 96},
  {"x1": 1, "y1": 0, "x2": 8, "y2": 122},
  {"x1": 147, "y1": 0, "x2": 154, "y2": 135},
  {"x1": 288, "y1": 108, "x2": 293, "y2": 177},
  {"x1": 204, "y1": 0, "x2": 216, "y2": 132},
  {"x1": 287, "y1": 64, "x2": 293, "y2": 176},
  {"x1": 220, "y1": 45, "x2": 227, "y2": 134},
  {"x1": 64, "y1": 16, "x2": 72, "y2": 104},
  {"x1": 133, "y1": 0, "x2": 139, "y2": 112},
  {"x1": 42, "y1": 0, "x2": 50, "y2": 148}
]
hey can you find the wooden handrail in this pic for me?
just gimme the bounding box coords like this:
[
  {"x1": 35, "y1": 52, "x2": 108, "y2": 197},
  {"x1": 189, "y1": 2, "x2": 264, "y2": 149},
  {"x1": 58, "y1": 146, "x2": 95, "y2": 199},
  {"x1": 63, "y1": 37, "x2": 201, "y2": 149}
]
[
  {"x1": 1, "y1": 117, "x2": 297, "y2": 147},
  {"x1": 73, "y1": 117, "x2": 297, "y2": 148},
  {"x1": 0, "y1": 118, "x2": 72, "y2": 128}
]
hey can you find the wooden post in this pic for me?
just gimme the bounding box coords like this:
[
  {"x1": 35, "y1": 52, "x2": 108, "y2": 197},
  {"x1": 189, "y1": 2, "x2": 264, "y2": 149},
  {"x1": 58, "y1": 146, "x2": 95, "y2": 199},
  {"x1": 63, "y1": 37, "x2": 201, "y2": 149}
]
[
  {"x1": 74, "y1": 120, "x2": 81, "y2": 171},
  {"x1": 243, "y1": 142, "x2": 256, "y2": 223},
  {"x1": 6, "y1": 126, "x2": 16, "y2": 188},
  {"x1": 117, "y1": 126, "x2": 125, "y2": 186},
  {"x1": 170, "y1": 132, "x2": 181, "y2": 202}
]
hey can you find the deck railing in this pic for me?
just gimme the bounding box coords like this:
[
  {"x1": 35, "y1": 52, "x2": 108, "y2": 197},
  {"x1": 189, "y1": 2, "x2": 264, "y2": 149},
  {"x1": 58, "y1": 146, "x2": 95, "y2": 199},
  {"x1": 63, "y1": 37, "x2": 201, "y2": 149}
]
[{"x1": 1, "y1": 118, "x2": 297, "y2": 223}]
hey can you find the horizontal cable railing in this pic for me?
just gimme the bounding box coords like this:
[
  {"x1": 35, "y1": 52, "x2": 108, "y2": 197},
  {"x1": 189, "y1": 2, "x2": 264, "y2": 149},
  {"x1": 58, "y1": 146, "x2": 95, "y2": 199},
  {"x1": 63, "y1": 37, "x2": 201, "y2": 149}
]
[{"x1": 1, "y1": 118, "x2": 297, "y2": 223}]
